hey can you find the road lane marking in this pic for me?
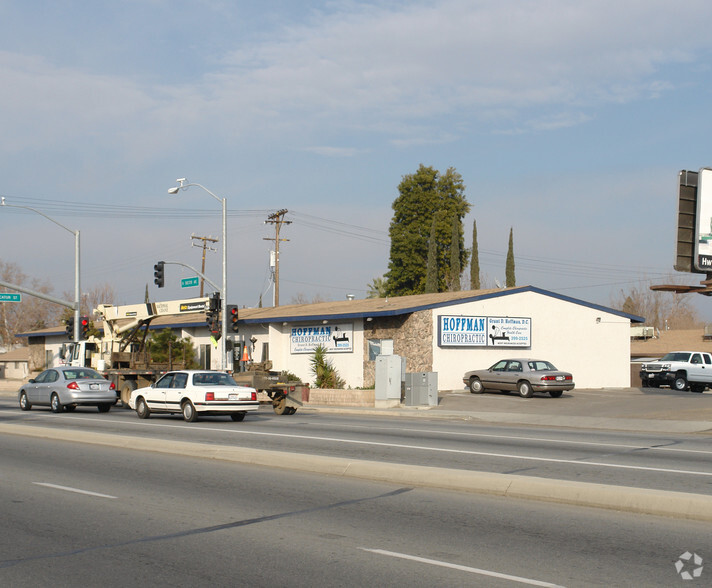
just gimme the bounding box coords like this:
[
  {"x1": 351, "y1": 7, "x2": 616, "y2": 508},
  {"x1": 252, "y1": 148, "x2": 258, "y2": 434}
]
[
  {"x1": 33, "y1": 482, "x2": 116, "y2": 499},
  {"x1": 360, "y1": 548, "x2": 565, "y2": 587},
  {"x1": 30, "y1": 416, "x2": 712, "y2": 477}
]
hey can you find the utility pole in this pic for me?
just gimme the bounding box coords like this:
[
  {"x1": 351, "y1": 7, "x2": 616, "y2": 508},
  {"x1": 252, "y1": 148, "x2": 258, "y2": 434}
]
[
  {"x1": 263, "y1": 209, "x2": 291, "y2": 307},
  {"x1": 191, "y1": 234, "x2": 218, "y2": 298}
]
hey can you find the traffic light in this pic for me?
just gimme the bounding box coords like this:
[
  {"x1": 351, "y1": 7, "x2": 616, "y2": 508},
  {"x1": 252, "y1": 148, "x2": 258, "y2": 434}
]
[
  {"x1": 226, "y1": 304, "x2": 239, "y2": 332},
  {"x1": 80, "y1": 316, "x2": 90, "y2": 340},
  {"x1": 154, "y1": 261, "x2": 165, "y2": 288},
  {"x1": 206, "y1": 292, "x2": 221, "y2": 340},
  {"x1": 65, "y1": 317, "x2": 74, "y2": 340}
]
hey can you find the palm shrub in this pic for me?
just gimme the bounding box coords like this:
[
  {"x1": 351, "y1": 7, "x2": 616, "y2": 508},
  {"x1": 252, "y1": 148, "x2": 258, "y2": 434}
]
[{"x1": 310, "y1": 344, "x2": 345, "y2": 389}]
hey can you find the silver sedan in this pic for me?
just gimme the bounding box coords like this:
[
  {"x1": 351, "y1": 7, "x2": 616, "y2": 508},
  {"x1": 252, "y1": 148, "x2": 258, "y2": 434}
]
[
  {"x1": 463, "y1": 358, "x2": 574, "y2": 398},
  {"x1": 18, "y1": 366, "x2": 118, "y2": 413}
]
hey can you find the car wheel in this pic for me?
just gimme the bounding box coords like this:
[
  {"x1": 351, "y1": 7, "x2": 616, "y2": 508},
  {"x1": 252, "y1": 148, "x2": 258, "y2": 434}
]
[
  {"x1": 549, "y1": 390, "x2": 563, "y2": 398},
  {"x1": 19, "y1": 391, "x2": 32, "y2": 411},
  {"x1": 230, "y1": 412, "x2": 246, "y2": 422},
  {"x1": 469, "y1": 377, "x2": 484, "y2": 394},
  {"x1": 518, "y1": 381, "x2": 533, "y2": 398},
  {"x1": 50, "y1": 393, "x2": 63, "y2": 413},
  {"x1": 690, "y1": 383, "x2": 705, "y2": 393},
  {"x1": 97, "y1": 403, "x2": 112, "y2": 413},
  {"x1": 672, "y1": 374, "x2": 689, "y2": 391},
  {"x1": 135, "y1": 397, "x2": 151, "y2": 419},
  {"x1": 182, "y1": 400, "x2": 198, "y2": 422}
]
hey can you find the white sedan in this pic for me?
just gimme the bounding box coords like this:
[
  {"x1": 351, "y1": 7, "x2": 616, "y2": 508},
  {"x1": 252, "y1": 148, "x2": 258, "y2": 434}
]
[{"x1": 129, "y1": 370, "x2": 259, "y2": 422}]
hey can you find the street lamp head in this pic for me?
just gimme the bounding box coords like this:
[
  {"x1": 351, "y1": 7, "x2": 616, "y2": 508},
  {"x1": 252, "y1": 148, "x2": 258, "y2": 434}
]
[
  {"x1": 167, "y1": 187, "x2": 180, "y2": 194},
  {"x1": 1, "y1": 197, "x2": 5, "y2": 205}
]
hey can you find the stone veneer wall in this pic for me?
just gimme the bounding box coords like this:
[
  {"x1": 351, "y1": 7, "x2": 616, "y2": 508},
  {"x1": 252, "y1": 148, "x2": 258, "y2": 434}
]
[
  {"x1": 362, "y1": 309, "x2": 433, "y2": 388},
  {"x1": 27, "y1": 337, "x2": 47, "y2": 373}
]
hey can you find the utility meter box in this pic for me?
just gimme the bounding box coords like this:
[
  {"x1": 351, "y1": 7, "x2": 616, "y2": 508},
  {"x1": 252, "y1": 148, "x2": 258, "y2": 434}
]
[
  {"x1": 405, "y1": 372, "x2": 438, "y2": 406},
  {"x1": 375, "y1": 355, "x2": 405, "y2": 407}
]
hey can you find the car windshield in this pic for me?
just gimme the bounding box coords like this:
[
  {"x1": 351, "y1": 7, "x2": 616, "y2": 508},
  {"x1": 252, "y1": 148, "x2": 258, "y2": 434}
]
[
  {"x1": 192, "y1": 372, "x2": 238, "y2": 386},
  {"x1": 659, "y1": 352, "x2": 691, "y2": 362},
  {"x1": 62, "y1": 369, "x2": 104, "y2": 380},
  {"x1": 528, "y1": 361, "x2": 556, "y2": 371}
]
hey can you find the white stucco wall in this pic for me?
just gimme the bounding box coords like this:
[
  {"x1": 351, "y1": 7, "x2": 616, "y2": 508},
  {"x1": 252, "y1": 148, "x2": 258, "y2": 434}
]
[
  {"x1": 262, "y1": 321, "x2": 365, "y2": 387},
  {"x1": 432, "y1": 291, "x2": 631, "y2": 390}
]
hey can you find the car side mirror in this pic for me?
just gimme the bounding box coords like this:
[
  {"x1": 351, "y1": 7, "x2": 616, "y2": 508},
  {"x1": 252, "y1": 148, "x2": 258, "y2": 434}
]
[{"x1": 28, "y1": 378, "x2": 36, "y2": 384}]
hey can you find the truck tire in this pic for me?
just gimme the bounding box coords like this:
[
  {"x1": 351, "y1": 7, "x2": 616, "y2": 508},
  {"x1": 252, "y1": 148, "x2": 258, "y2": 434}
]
[
  {"x1": 273, "y1": 397, "x2": 287, "y2": 415},
  {"x1": 673, "y1": 374, "x2": 689, "y2": 391},
  {"x1": 120, "y1": 380, "x2": 137, "y2": 407},
  {"x1": 690, "y1": 383, "x2": 705, "y2": 393}
]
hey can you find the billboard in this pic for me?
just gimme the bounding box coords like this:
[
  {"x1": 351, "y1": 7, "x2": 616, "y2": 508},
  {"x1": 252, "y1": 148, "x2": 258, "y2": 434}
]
[{"x1": 695, "y1": 168, "x2": 712, "y2": 272}]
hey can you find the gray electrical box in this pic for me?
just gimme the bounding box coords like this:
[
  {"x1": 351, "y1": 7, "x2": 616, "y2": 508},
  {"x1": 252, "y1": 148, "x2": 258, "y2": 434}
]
[
  {"x1": 375, "y1": 355, "x2": 405, "y2": 407},
  {"x1": 405, "y1": 372, "x2": 438, "y2": 406}
]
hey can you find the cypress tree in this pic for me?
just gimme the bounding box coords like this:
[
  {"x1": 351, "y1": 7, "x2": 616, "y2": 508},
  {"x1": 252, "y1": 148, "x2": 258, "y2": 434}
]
[
  {"x1": 506, "y1": 227, "x2": 516, "y2": 287},
  {"x1": 470, "y1": 219, "x2": 480, "y2": 290}
]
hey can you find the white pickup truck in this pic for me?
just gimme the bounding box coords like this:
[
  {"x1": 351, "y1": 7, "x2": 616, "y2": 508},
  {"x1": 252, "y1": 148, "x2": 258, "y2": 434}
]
[{"x1": 639, "y1": 351, "x2": 712, "y2": 392}]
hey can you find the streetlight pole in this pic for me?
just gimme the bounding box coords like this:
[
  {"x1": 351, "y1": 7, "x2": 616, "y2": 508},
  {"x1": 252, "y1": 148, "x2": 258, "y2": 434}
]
[
  {"x1": 0, "y1": 197, "x2": 81, "y2": 340},
  {"x1": 168, "y1": 179, "x2": 228, "y2": 370}
]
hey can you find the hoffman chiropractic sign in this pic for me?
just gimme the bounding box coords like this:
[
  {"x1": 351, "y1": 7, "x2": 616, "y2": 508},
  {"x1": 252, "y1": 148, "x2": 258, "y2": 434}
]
[{"x1": 438, "y1": 315, "x2": 531, "y2": 348}]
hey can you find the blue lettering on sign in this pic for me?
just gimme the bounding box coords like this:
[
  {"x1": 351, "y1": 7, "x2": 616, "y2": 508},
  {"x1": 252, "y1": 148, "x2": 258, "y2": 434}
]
[{"x1": 442, "y1": 317, "x2": 485, "y2": 332}]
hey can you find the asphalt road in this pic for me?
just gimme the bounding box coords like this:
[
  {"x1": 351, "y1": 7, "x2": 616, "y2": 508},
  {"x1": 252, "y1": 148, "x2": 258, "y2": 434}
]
[{"x1": 2, "y1": 434, "x2": 710, "y2": 587}]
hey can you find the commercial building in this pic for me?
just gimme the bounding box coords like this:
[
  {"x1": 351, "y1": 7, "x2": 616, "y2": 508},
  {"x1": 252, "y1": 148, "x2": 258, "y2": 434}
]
[{"x1": 19, "y1": 285, "x2": 643, "y2": 390}]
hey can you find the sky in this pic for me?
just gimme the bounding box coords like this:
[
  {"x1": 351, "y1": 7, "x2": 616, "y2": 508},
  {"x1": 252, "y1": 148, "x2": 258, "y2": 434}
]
[{"x1": 2, "y1": 0, "x2": 712, "y2": 321}]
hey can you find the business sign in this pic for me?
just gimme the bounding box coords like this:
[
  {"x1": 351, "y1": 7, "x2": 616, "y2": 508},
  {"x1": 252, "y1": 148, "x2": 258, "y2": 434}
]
[
  {"x1": 0, "y1": 293, "x2": 21, "y2": 302},
  {"x1": 290, "y1": 323, "x2": 353, "y2": 354},
  {"x1": 438, "y1": 315, "x2": 531, "y2": 348}
]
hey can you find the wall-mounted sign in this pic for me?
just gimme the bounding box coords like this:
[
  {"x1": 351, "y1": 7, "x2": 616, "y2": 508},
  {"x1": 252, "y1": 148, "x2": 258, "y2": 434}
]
[
  {"x1": 290, "y1": 323, "x2": 353, "y2": 354},
  {"x1": 438, "y1": 315, "x2": 531, "y2": 348}
]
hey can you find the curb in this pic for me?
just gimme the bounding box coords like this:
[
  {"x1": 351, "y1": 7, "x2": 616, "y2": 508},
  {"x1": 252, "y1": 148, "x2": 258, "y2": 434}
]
[{"x1": 2, "y1": 422, "x2": 711, "y2": 522}]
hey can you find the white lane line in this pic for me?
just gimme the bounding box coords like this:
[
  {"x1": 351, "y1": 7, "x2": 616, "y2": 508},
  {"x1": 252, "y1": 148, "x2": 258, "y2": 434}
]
[
  {"x1": 57, "y1": 416, "x2": 712, "y2": 477},
  {"x1": 33, "y1": 482, "x2": 117, "y2": 499},
  {"x1": 360, "y1": 548, "x2": 566, "y2": 587}
]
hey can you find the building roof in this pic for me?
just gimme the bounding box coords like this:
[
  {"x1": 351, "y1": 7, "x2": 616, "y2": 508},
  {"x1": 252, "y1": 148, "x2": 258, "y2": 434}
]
[
  {"x1": 16, "y1": 285, "x2": 644, "y2": 338},
  {"x1": 630, "y1": 328, "x2": 712, "y2": 359},
  {"x1": 0, "y1": 347, "x2": 30, "y2": 362}
]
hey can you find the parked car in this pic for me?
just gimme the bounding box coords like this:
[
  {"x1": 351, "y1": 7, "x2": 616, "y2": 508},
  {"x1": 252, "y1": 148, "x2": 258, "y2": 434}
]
[
  {"x1": 128, "y1": 370, "x2": 259, "y2": 422},
  {"x1": 463, "y1": 358, "x2": 574, "y2": 398},
  {"x1": 18, "y1": 366, "x2": 117, "y2": 413}
]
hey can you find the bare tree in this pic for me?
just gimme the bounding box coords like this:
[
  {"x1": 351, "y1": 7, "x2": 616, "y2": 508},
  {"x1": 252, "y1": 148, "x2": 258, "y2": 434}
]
[
  {"x1": 610, "y1": 279, "x2": 702, "y2": 330},
  {"x1": 0, "y1": 259, "x2": 58, "y2": 346}
]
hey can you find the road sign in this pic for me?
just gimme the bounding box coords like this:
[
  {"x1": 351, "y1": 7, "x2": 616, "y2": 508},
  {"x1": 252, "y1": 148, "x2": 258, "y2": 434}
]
[
  {"x1": 0, "y1": 293, "x2": 21, "y2": 302},
  {"x1": 181, "y1": 277, "x2": 199, "y2": 288}
]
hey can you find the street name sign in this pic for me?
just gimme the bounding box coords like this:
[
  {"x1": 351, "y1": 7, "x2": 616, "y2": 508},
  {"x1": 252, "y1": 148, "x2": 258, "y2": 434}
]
[
  {"x1": 181, "y1": 277, "x2": 200, "y2": 288},
  {"x1": 0, "y1": 293, "x2": 21, "y2": 302}
]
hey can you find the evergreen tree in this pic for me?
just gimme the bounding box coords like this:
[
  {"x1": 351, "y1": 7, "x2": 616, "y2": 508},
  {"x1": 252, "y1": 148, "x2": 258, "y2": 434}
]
[
  {"x1": 449, "y1": 215, "x2": 461, "y2": 291},
  {"x1": 506, "y1": 227, "x2": 516, "y2": 287},
  {"x1": 385, "y1": 164, "x2": 470, "y2": 295},
  {"x1": 470, "y1": 219, "x2": 480, "y2": 290},
  {"x1": 425, "y1": 215, "x2": 439, "y2": 293}
]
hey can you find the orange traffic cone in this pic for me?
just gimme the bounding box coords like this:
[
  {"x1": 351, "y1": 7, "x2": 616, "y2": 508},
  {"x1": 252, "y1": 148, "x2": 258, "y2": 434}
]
[{"x1": 241, "y1": 346, "x2": 250, "y2": 362}]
